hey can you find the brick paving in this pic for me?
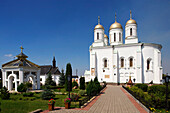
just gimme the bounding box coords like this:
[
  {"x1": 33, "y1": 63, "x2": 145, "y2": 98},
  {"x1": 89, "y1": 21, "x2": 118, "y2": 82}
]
[{"x1": 48, "y1": 85, "x2": 147, "y2": 113}]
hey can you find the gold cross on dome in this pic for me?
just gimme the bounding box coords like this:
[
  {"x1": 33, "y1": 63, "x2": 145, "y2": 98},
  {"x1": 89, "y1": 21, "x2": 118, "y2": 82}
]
[{"x1": 20, "y1": 46, "x2": 24, "y2": 53}]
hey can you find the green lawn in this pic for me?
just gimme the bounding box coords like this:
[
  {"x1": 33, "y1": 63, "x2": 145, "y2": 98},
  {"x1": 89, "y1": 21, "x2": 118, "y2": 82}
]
[{"x1": 1, "y1": 92, "x2": 79, "y2": 113}]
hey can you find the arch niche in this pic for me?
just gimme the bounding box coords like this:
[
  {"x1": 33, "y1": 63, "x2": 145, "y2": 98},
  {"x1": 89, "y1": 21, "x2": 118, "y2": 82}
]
[
  {"x1": 26, "y1": 74, "x2": 36, "y2": 90},
  {"x1": 8, "y1": 74, "x2": 17, "y2": 91}
]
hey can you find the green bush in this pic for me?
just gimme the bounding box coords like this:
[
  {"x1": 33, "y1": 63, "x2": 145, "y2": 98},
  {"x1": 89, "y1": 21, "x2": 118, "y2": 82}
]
[
  {"x1": 80, "y1": 77, "x2": 85, "y2": 90},
  {"x1": 135, "y1": 84, "x2": 148, "y2": 92},
  {"x1": 70, "y1": 93, "x2": 79, "y2": 101},
  {"x1": 1, "y1": 86, "x2": 10, "y2": 99},
  {"x1": 17, "y1": 83, "x2": 27, "y2": 92},
  {"x1": 41, "y1": 89, "x2": 55, "y2": 100},
  {"x1": 78, "y1": 90, "x2": 86, "y2": 96},
  {"x1": 23, "y1": 92, "x2": 34, "y2": 97},
  {"x1": 148, "y1": 85, "x2": 167, "y2": 96},
  {"x1": 86, "y1": 80, "x2": 98, "y2": 96},
  {"x1": 72, "y1": 81, "x2": 78, "y2": 88},
  {"x1": 94, "y1": 77, "x2": 102, "y2": 94}
]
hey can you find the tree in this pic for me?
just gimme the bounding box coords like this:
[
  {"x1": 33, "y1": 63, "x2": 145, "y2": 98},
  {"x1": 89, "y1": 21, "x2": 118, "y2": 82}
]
[
  {"x1": 86, "y1": 80, "x2": 97, "y2": 96},
  {"x1": 80, "y1": 77, "x2": 85, "y2": 90},
  {"x1": 59, "y1": 69, "x2": 65, "y2": 86},
  {"x1": 94, "y1": 76, "x2": 102, "y2": 93},
  {"x1": 45, "y1": 72, "x2": 56, "y2": 86},
  {"x1": 65, "y1": 63, "x2": 72, "y2": 91},
  {"x1": 1, "y1": 86, "x2": 10, "y2": 99}
]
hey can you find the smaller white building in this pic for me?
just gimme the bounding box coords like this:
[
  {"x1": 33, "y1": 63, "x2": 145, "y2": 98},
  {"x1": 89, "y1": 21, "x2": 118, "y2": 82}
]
[
  {"x1": 2, "y1": 46, "x2": 41, "y2": 91},
  {"x1": 40, "y1": 57, "x2": 61, "y2": 85}
]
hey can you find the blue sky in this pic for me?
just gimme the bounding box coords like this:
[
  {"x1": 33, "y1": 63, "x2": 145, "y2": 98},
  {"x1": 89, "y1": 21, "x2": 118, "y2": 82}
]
[{"x1": 0, "y1": 0, "x2": 170, "y2": 76}]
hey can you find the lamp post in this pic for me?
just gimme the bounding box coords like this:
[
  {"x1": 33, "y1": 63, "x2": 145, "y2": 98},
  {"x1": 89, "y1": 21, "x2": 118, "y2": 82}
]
[
  {"x1": 67, "y1": 75, "x2": 71, "y2": 98},
  {"x1": 165, "y1": 73, "x2": 169, "y2": 111},
  {"x1": 133, "y1": 78, "x2": 136, "y2": 85}
]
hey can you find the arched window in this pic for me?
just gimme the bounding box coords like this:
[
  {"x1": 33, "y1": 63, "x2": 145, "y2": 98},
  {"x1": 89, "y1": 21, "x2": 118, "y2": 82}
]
[
  {"x1": 130, "y1": 28, "x2": 132, "y2": 36},
  {"x1": 129, "y1": 58, "x2": 133, "y2": 67},
  {"x1": 121, "y1": 58, "x2": 124, "y2": 67},
  {"x1": 147, "y1": 59, "x2": 151, "y2": 70},
  {"x1": 97, "y1": 33, "x2": 99, "y2": 39},
  {"x1": 114, "y1": 33, "x2": 116, "y2": 41},
  {"x1": 104, "y1": 59, "x2": 107, "y2": 68},
  {"x1": 119, "y1": 33, "x2": 121, "y2": 41}
]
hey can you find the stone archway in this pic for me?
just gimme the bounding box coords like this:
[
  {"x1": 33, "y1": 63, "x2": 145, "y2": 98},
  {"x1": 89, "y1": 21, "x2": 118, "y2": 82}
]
[{"x1": 8, "y1": 74, "x2": 17, "y2": 91}]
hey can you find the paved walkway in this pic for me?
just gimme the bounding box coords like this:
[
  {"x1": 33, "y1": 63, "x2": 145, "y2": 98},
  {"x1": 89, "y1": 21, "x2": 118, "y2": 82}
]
[{"x1": 49, "y1": 85, "x2": 146, "y2": 113}]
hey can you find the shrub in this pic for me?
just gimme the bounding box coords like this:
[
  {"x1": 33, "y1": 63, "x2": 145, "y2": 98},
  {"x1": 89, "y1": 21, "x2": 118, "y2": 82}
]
[
  {"x1": 23, "y1": 92, "x2": 34, "y2": 97},
  {"x1": 41, "y1": 89, "x2": 55, "y2": 100},
  {"x1": 1, "y1": 86, "x2": 10, "y2": 99},
  {"x1": 70, "y1": 93, "x2": 79, "y2": 101},
  {"x1": 78, "y1": 90, "x2": 86, "y2": 96},
  {"x1": 135, "y1": 84, "x2": 148, "y2": 92},
  {"x1": 80, "y1": 77, "x2": 85, "y2": 90},
  {"x1": 25, "y1": 82, "x2": 32, "y2": 88},
  {"x1": 86, "y1": 80, "x2": 98, "y2": 96},
  {"x1": 148, "y1": 85, "x2": 166, "y2": 96},
  {"x1": 17, "y1": 83, "x2": 27, "y2": 93},
  {"x1": 94, "y1": 77, "x2": 102, "y2": 94},
  {"x1": 72, "y1": 81, "x2": 78, "y2": 88}
]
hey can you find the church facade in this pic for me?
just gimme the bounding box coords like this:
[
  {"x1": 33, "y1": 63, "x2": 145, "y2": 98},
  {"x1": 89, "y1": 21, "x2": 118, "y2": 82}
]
[{"x1": 89, "y1": 12, "x2": 163, "y2": 84}]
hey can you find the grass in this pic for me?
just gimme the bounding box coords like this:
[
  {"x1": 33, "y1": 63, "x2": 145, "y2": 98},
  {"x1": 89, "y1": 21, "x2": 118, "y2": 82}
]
[{"x1": 1, "y1": 92, "x2": 78, "y2": 113}]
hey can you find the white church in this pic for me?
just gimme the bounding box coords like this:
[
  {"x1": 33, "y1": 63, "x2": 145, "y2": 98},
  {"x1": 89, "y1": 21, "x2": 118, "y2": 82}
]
[{"x1": 85, "y1": 11, "x2": 163, "y2": 84}]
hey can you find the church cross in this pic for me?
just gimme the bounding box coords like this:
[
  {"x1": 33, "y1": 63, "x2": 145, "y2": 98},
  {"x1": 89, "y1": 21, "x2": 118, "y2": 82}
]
[
  {"x1": 130, "y1": 10, "x2": 132, "y2": 19},
  {"x1": 98, "y1": 16, "x2": 100, "y2": 25},
  {"x1": 115, "y1": 12, "x2": 117, "y2": 22},
  {"x1": 20, "y1": 46, "x2": 24, "y2": 53}
]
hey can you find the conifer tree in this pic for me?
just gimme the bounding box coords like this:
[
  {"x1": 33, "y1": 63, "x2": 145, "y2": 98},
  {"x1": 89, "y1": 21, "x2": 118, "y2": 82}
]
[
  {"x1": 59, "y1": 69, "x2": 65, "y2": 86},
  {"x1": 65, "y1": 63, "x2": 72, "y2": 91},
  {"x1": 80, "y1": 77, "x2": 85, "y2": 90},
  {"x1": 45, "y1": 72, "x2": 56, "y2": 86}
]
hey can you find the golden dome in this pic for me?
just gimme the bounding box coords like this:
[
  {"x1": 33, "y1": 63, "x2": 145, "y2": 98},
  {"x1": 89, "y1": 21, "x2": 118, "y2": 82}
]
[
  {"x1": 94, "y1": 24, "x2": 104, "y2": 30},
  {"x1": 109, "y1": 21, "x2": 123, "y2": 30},
  {"x1": 104, "y1": 34, "x2": 108, "y2": 38},
  {"x1": 126, "y1": 19, "x2": 137, "y2": 25}
]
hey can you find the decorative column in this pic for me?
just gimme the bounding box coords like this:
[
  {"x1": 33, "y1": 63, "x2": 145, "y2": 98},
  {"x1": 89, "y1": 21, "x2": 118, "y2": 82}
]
[
  {"x1": 19, "y1": 68, "x2": 24, "y2": 84},
  {"x1": 37, "y1": 69, "x2": 41, "y2": 89}
]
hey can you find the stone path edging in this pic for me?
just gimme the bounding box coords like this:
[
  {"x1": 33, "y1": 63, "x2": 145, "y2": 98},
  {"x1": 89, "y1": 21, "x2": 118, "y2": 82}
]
[{"x1": 120, "y1": 87, "x2": 148, "y2": 113}]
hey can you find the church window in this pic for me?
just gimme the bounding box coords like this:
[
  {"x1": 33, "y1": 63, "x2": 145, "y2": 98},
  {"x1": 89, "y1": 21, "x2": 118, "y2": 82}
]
[
  {"x1": 119, "y1": 33, "x2": 121, "y2": 41},
  {"x1": 97, "y1": 33, "x2": 99, "y2": 39},
  {"x1": 121, "y1": 58, "x2": 124, "y2": 67},
  {"x1": 130, "y1": 58, "x2": 133, "y2": 67},
  {"x1": 130, "y1": 28, "x2": 132, "y2": 36},
  {"x1": 114, "y1": 33, "x2": 116, "y2": 41},
  {"x1": 104, "y1": 59, "x2": 107, "y2": 68},
  {"x1": 147, "y1": 59, "x2": 151, "y2": 70}
]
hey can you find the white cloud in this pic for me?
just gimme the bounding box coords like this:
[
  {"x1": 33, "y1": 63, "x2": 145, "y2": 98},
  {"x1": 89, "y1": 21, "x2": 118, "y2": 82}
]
[{"x1": 4, "y1": 54, "x2": 13, "y2": 57}]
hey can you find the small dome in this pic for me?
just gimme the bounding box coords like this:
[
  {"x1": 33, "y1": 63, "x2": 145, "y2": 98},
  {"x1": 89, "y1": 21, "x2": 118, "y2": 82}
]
[
  {"x1": 126, "y1": 19, "x2": 137, "y2": 25},
  {"x1": 104, "y1": 34, "x2": 108, "y2": 38},
  {"x1": 94, "y1": 24, "x2": 104, "y2": 30},
  {"x1": 109, "y1": 21, "x2": 123, "y2": 30}
]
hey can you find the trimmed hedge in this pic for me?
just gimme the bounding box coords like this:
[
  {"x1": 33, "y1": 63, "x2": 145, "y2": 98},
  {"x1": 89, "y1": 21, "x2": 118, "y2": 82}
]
[
  {"x1": 23, "y1": 92, "x2": 34, "y2": 97},
  {"x1": 135, "y1": 84, "x2": 148, "y2": 92}
]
